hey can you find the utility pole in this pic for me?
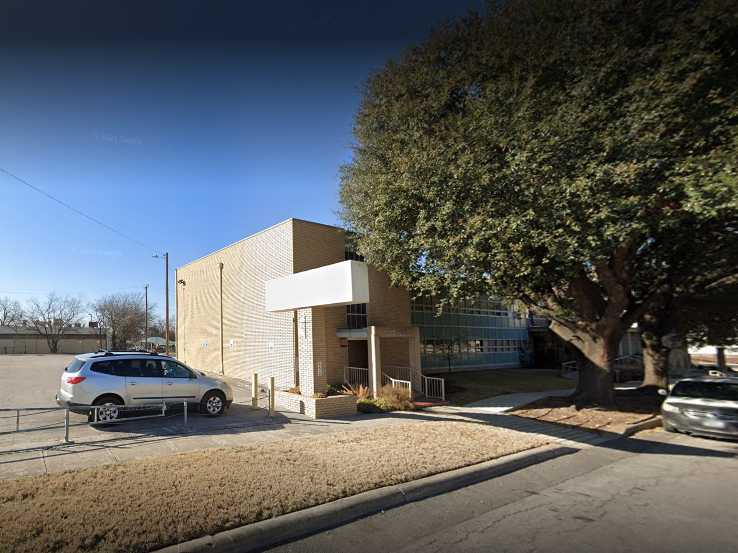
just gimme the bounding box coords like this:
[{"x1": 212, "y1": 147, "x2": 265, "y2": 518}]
[
  {"x1": 153, "y1": 252, "x2": 170, "y2": 355},
  {"x1": 164, "y1": 252, "x2": 169, "y2": 355},
  {"x1": 144, "y1": 284, "x2": 149, "y2": 351},
  {"x1": 219, "y1": 262, "x2": 224, "y2": 375}
]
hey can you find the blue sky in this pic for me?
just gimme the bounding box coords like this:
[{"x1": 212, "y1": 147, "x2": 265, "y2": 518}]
[{"x1": 0, "y1": 1, "x2": 483, "y2": 318}]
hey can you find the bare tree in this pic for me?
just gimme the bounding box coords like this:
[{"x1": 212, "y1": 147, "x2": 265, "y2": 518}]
[
  {"x1": 0, "y1": 296, "x2": 24, "y2": 328},
  {"x1": 93, "y1": 292, "x2": 155, "y2": 350},
  {"x1": 26, "y1": 293, "x2": 83, "y2": 353}
]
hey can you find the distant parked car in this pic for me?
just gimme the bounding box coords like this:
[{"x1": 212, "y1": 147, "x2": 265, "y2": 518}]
[
  {"x1": 56, "y1": 351, "x2": 233, "y2": 422},
  {"x1": 660, "y1": 377, "x2": 738, "y2": 440}
]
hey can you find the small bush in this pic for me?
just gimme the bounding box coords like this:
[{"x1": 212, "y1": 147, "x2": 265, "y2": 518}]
[
  {"x1": 326, "y1": 384, "x2": 347, "y2": 396},
  {"x1": 356, "y1": 385, "x2": 415, "y2": 413},
  {"x1": 357, "y1": 399, "x2": 383, "y2": 413},
  {"x1": 341, "y1": 383, "x2": 371, "y2": 400}
]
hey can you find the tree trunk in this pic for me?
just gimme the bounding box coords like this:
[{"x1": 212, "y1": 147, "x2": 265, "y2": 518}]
[
  {"x1": 641, "y1": 333, "x2": 669, "y2": 389},
  {"x1": 551, "y1": 321, "x2": 617, "y2": 407},
  {"x1": 716, "y1": 346, "x2": 727, "y2": 371},
  {"x1": 638, "y1": 303, "x2": 678, "y2": 390}
]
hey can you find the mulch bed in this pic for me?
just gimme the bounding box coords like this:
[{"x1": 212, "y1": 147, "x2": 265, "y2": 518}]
[{"x1": 511, "y1": 390, "x2": 663, "y2": 434}]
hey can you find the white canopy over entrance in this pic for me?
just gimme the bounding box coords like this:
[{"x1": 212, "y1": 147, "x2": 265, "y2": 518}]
[{"x1": 265, "y1": 260, "x2": 370, "y2": 312}]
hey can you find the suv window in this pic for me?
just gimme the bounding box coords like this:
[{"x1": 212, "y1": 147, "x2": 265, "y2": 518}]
[
  {"x1": 140, "y1": 359, "x2": 164, "y2": 378},
  {"x1": 672, "y1": 381, "x2": 738, "y2": 401},
  {"x1": 162, "y1": 360, "x2": 194, "y2": 379},
  {"x1": 111, "y1": 359, "x2": 142, "y2": 378},
  {"x1": 90, "y1": 360, "x2": 114, "y2": 375},
  {"x1": 65, "y1": 358, "x2": 86, "y2": 372}
]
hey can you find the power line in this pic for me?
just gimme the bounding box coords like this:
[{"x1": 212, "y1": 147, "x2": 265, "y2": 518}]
[{"x1": 0, "y1": 166, "x2": 154, "y2": 251}]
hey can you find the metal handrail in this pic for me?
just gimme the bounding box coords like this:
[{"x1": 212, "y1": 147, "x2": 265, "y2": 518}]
[
  {"x1": 382, "y1": 373, "x2": 413, "y2": 400},
  {"x1": 344, "y1": 366, "x2": 370, "y2": 389},
  {"x1": 421, "y1": 375, "x2": 446, "y2": 401}
]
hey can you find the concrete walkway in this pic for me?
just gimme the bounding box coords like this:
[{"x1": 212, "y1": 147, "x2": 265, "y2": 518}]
[{"x1": 462, "y1": 388, "x2": 574, "y2": 413}]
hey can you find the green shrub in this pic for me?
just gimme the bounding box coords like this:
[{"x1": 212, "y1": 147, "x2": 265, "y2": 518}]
[
  {"x1": 357, "y1": 399, "x2": 384, "y2": 413},
  {"x1": 356, "y1": 385, "x2": 415, "y2": 413}
]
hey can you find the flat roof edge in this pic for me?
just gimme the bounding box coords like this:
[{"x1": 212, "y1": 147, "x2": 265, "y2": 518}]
[{"x1": 177, "y1": 218, "x2": 346, "y2": 271}]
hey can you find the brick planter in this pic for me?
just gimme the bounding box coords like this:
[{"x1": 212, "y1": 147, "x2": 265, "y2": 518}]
[{"x1": 275, "y1": 391, "x2": 357, "y2": 419}]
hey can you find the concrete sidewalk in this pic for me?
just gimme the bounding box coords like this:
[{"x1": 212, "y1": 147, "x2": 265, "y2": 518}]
[{"x1": 462, "y1": 388, "x2": 574, "y2": 412}]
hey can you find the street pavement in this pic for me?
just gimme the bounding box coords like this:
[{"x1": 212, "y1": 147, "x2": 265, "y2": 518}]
[{"x1": 267, "y1": 430, "x2": 738, "y2": 553}]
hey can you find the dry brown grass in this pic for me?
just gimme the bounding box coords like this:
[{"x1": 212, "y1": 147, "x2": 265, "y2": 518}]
[
  {"x1": 0, "y1": 421, "x2": 547, "y2": 553},
  {"x1": 512, "y1": 395, "x2": 658, "y2": 433}
]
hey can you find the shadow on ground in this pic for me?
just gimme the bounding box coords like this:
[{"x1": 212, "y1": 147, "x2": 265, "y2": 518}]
[{"x1": 379, "y1": 408, "x2": 738, "y2": 459}]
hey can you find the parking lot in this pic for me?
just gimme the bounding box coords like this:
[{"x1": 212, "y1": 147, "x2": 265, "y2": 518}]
[{"x1": 0, "y1": 354, "x2": 73, "y2": 408}]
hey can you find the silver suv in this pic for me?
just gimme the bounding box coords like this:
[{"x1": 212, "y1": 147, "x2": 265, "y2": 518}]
[
  {"x1": 661, "y1": 377, "x2": 738, "y2": 439},
  {"x1": 56, "y1": 351, "x2": 234, "y2": 421}
]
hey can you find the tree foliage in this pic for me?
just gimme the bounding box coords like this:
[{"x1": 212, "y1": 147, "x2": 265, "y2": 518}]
[{"x1": 340, "y1": 0, "x2": 738, "y2": 404}]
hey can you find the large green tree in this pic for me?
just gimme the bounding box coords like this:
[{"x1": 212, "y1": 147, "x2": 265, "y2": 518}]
[{"x1": 340, "y1": 0, "x2": 738, "y2": 405}]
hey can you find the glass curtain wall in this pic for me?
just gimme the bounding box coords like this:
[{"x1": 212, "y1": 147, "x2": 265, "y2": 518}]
[{"x1": 411, "y1": 296, "x2": 531, "y2": 370}]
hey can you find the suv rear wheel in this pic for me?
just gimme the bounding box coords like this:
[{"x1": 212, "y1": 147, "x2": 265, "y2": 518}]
[
  {"x1": 201, "y1": 390, "x2": 226, "y2": 416},
  {"x1": 90, "y1": 395, "x2": 124, "y2": 423}
]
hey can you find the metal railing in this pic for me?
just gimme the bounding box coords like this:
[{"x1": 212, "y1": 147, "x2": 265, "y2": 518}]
[
  {"x1": 561, "y1": 360, "x2": 578, "y2": 372},
  {"x1": 344, "y1": 366, "x2": 370, "y2": 389},
  {"x1": 422, "y1": 375, "x2": 445, "y2": 401},
  {"x1": 0, "y1": 402, "x2": 189, "y2": 444},
  {"x1": 383, "y1": 365, "x2": 414, "y2": 383},
  {"x1": 382, "y1": 373, "x2": 413, "y2": 399}
]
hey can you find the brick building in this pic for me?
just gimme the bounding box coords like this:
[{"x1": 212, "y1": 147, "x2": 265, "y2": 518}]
[{"x1": 176, "y1": 218, "x2": 531, "y2": 415}]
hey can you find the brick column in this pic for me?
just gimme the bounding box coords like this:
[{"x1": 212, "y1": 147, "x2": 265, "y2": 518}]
[
  {"x1": 408, "y1": 326, "x2": 422, "y2": 392},
  {"x1": 368, "y1": 325, "x2": 382, "y2": 397},
  {"x1": 297, "y1": 309, "x2": 315, "y2": 396}
]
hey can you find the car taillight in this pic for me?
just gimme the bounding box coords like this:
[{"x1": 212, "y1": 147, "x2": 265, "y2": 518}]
[{"x1": 66, "y1": 376, "x2": 86, "y2": 385}]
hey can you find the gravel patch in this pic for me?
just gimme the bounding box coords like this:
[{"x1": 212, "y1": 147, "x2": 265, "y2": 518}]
[{"x1": 0, "y1": 420, "x2": 548, "y2": 553}]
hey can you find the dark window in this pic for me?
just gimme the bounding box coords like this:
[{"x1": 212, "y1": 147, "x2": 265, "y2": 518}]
[
  {"x1": 162, "y1": 360, "x2": 193, "y2": 378},
  {"x1": 90, "y1": 360, "x2": 114, "y2": 375},
  {"x1": 65, "y1": 358, "x2": 86, "y2": 372},
  {"x1": 671, "y1": 381, "x2": 738, "y2": 401},
  {"x1": 344, "y1": 244, "x2": 365, "y2": 261},
  {"x1": 140, "y1": 359, "x2": 164, "y2": 378},
  {"x1": 112, "y1": 359, "x2": 141, "y2": 377},
  {"x1": 346, "y1": 303, "x2": 368, "y2": 329}
]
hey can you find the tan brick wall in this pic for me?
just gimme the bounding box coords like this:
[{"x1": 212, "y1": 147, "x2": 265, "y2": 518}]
[
  {"x1": 291, "y1": 220, "x2": 348, "y2": 391},
  {"x1": 380, "y1": 337, "x2": 410, "y2": 367},
  {"x1": 177, "y1": 220, "x2": 295, "y2": 387},
  {"x1": 177, "y1": 218, "x2": 415, "y2": 394},
  {"x1": 367, "y1": 267, "x2": 411, "y2": 328},
  {"x1": 275, "y1": 390, "x2": 357, "y2": 419},
  {"x1": 291, "y1": 219, "x2": 345, "y2": 272}
]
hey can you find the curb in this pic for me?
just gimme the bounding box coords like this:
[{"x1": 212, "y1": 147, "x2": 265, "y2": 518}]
[
  {"x1": 156, "y1": 444, "x2": 577, "y2": 553},
  {"x1": 622, "y1": 416, "x2": 662, "y2": 437}
]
